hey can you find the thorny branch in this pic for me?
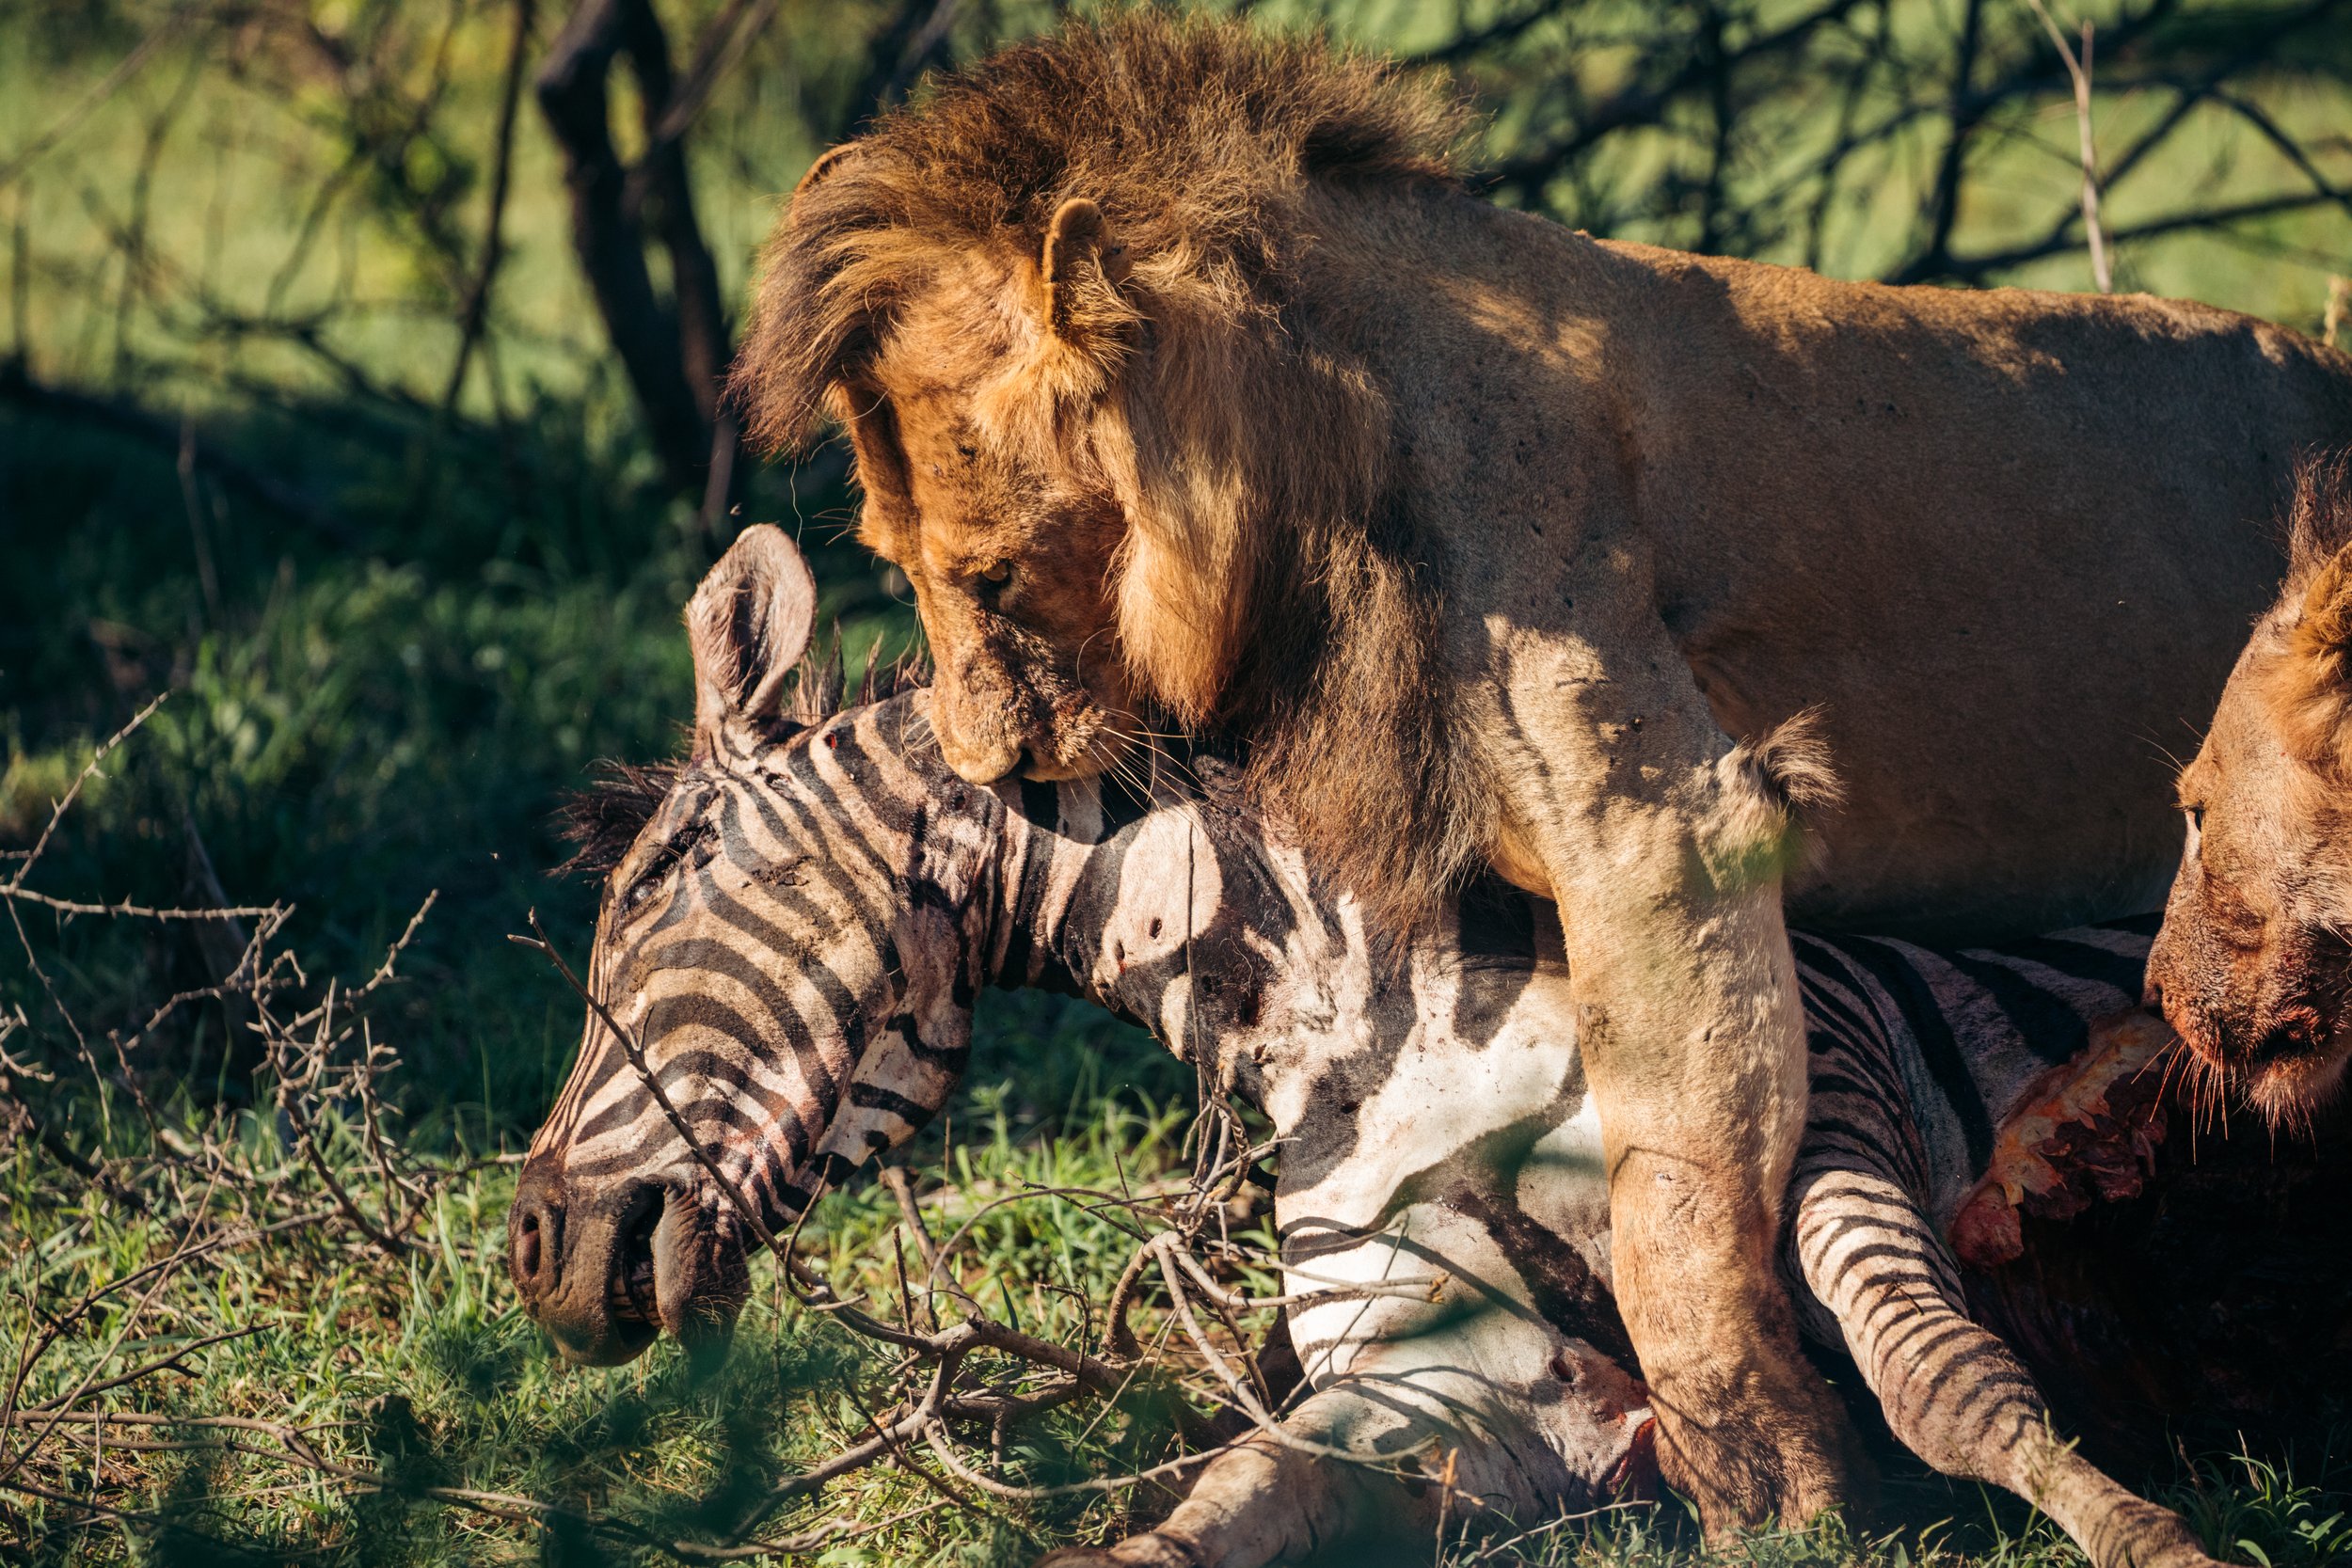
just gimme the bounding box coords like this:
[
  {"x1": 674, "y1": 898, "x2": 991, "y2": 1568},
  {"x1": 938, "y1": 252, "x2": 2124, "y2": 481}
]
[
  {"x1": 0, "y1": 706, "x2": 516, "y2": 1548},
  {"x1": 0, "y1": 701, "x2": 1375, "y2": 1560},
  {"x1": 509, "y1": 912, "x2": 1455, "y2": 1547}
]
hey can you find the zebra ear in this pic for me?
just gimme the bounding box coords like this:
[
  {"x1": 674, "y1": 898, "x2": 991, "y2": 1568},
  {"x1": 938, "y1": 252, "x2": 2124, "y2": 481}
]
[{"x1": 687, "y1": 525, "x2": 818, "y2": 750}]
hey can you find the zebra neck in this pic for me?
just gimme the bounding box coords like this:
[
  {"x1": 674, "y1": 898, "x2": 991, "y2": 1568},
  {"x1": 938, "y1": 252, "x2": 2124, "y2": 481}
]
[
  {"x1": 987, "y1": 777, "x2": 1325, "y2": 1081},
  {"x1": 980, "y1": 777, "x2": 1111, "y2": 996}
]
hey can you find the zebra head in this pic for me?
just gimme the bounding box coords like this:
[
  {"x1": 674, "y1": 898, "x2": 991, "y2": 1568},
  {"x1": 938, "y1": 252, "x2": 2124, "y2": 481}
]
[{"x1": 509, "y1": 528, "x2": 1006, "y2": 1365}]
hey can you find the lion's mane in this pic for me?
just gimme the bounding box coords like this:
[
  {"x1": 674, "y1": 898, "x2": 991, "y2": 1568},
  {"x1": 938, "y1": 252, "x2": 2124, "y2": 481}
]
[{"x1": 731, "y1": 15, "x2": 1490, "y2": 927}]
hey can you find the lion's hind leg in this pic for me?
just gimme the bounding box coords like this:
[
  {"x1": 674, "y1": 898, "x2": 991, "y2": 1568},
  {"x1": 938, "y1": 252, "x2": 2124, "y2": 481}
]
[{"x1": 1790, "y1": 1164, "x2": 2223, "y2": 1568}]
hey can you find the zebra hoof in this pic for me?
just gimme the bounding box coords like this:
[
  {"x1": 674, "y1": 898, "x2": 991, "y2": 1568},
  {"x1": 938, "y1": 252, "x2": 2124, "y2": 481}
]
[{"x1": 2100, "y1": 1499, "x2": 2229, "y2": 1568}]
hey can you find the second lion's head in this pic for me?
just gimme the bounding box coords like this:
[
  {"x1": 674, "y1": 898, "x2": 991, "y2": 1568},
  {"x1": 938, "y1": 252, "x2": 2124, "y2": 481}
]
[
  {"x1": 728, "y1": 17, "x2": 1463, "y2": 830},
  {"x1": 2150, "y1": 453, "x2": 2352, "y2": 1123}
]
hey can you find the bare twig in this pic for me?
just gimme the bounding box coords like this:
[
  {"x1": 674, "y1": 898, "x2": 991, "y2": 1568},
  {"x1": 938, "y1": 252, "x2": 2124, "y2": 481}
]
[
  {"x1": 443, "y1": 0, "x2": 536, "y2": 414},
  {"x1": 2025, "y1": 0, "x2": 2111, "y2": 291}
]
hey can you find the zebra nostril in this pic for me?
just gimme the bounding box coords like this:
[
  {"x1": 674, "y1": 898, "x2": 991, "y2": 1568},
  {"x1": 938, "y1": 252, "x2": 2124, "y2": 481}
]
[{"x1": 507, "y1": 1180, "x2": 565, "y2": 1302}]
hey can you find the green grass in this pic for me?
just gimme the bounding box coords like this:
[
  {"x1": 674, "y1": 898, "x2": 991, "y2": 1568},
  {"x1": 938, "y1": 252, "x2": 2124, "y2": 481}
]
[
  {"x1": 0, "y1": 1029, "x2": 1203, "y2": 1565},
  {"x1": 9, "y1": 1088, "x2": 2352, "y2": 1568},
  {"x1": 5, "y1": 0, "x2": 2351, "y2": 1560}
]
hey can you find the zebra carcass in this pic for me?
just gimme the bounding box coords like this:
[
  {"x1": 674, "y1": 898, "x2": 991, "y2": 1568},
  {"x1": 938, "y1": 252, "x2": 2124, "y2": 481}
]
[{"x1": 510, "y1": 528, "x2": 2349, "y2": 1568}]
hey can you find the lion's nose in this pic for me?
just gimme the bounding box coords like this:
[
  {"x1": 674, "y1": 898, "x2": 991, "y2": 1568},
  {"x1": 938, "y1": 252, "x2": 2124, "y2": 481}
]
[{"x1": 941, "y1": 730, "x2": 1025, "y2": 785}]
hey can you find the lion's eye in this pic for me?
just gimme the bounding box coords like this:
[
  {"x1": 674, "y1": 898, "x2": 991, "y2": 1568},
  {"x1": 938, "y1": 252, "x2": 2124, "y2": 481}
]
[{"x1": 978, "y1": 561, "x2": 1013, "y2": 586}]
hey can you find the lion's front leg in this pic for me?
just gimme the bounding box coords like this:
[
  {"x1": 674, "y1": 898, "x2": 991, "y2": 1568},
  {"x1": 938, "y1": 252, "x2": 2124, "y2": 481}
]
[{"x1": 1475, "y1": 592, "x2": 1864, "y2": 1534}]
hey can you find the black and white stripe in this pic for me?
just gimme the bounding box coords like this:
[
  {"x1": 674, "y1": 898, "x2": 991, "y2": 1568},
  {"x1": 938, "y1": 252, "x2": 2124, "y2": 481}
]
[
  {"x1": 527, "y1": 687, "x2": 2212, "y2": 1567},
  {"x1": 1783, "y1": 923, "x2": 2212, "y2": 1568}
]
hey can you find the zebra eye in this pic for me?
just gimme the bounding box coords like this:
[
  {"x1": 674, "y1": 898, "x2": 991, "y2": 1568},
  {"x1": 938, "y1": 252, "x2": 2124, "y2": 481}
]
[
  {"x1": 621, "y1": 858, "x2": 673, "y2": 913},
  {"x1": 618, "y1": 823, "x2": 711, "y2": 916}
]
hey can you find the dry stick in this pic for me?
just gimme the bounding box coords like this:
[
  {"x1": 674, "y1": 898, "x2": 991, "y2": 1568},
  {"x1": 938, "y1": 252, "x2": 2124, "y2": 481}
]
[
  {"x1": 442, "y1": 0, "x2": 535, "y2": 413},
  {"x1": 21, "y1": 1326, "x2": 266, "y2": 1414},
  {"x1": 881, "y1": 1164, "x2": 947, "y2": 1331},
  {"x1": 6, "y1": 895, "x2": 104, "y2": 1139},
  {"x1": 1432, "y1": 1446, "x2": 1461, "y2": 1566},
  {"x1": 834, "y1": 1371, "x2": 985, "y2": 1517},
  {"x1": 262, "y1": 994, "x2": 410, "y2": 1262},
  {"x1": 1167, "y1": 1240, "x2": 1444, "y2": 1314},
  {"x1": 1150, "y1": 1241, "x2": 1432, "y2": 1472},
  {"x1": 4, "y1": 696, "x2": 164, "y2": 892},
  {"x1": 353, "y1": 1019, "x2": 433, "y2": 1227},
  {"x1": 2023, "y1": 0, "x2": 2110, "y2": 291},
  {"x1": 177, "y1": 417, "x2": 224, "y2": 629},
  {"x1": 0, "y1": 888, "x2": 278, "y2": 921},
  {"x1": 879, "y1": 1165, "x2": 941, "y2": 1274}
]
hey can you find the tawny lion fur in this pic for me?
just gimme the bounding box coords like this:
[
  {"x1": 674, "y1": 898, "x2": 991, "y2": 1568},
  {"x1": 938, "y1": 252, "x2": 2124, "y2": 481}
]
[
  {"x1": 728, "y1": 14, "x2": 2352, "y2": 1529},
  {"x1": 733, "y1": 21, "x2": 1477, "y2": 927}
]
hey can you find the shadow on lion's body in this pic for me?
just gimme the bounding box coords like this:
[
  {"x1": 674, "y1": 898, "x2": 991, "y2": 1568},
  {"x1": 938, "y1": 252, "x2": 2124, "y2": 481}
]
[{"x1": 1968, "y1": 1094, "x2": 2352, "y2": 1469}]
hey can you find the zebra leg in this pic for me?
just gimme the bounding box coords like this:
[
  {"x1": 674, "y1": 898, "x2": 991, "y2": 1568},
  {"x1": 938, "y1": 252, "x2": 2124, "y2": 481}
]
[
  {"x1": 1791, "y1": 1167, "x2": 2223, "y2": 1568},
  {"x1": 1041, "y1": 1205, "x2": 1655, "y2": 1567},
  {"x1": 1039, "y1": 1382, "x2": 1522, "y2": 1567}
]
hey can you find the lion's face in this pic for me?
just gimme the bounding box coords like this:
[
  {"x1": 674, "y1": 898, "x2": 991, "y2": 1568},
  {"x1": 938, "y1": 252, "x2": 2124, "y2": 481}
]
[
  {"x1": 2148, "y1": 621, "x2": 2352, "y2": 1121},
  {"x1": 841, "y1": 287, "x2": 1136, "y2": 786}
]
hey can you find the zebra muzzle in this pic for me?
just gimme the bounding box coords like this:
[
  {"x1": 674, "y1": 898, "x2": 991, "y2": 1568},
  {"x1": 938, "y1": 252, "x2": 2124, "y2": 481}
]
[
  {"x1": 508, "y1": 1164, "x2": 755, "y2": 1365},
  {"x1": 649, "y1": 1182, "x2": 752, "y2": 1350},
  {"x1": 507, "y1": 1171, "x2": 664, "y2": 1366}
]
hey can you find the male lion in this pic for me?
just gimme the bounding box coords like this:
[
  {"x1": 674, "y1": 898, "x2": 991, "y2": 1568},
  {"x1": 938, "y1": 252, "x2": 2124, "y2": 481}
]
[
  {"x1": 728, "y1": 17, "x2": 2352, "y2": 1527},
  {"x1": 2148, "y1": 456, "x2": 2352, "y2": 1121}
]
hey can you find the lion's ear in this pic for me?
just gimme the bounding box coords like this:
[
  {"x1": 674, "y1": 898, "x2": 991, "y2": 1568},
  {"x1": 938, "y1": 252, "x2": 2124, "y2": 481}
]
[
  {"x1": 2265, "y1": 535, "x2": 2352, "y2": 777},
  {"x1": 790, "y1": 143, "x2": 861, "y2": 213},
  {"x1": 2297, "y1": 539, "x2": 2352, "y2": 659},
  {"x1": 687, "y1": 525, "x2": 818, "y2": 752},
  {"x1": 1037, "y1": 197, "x2": 1132, "y2": 344}
]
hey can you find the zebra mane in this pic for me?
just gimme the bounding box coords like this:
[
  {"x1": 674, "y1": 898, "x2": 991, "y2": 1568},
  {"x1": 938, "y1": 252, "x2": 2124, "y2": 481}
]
[
  {"x1": 554, "y1": 637, "x2": 932, "y2": 880},
  {"x1": 554, "y1": 760, "x2": 681, "y2": 879}
]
